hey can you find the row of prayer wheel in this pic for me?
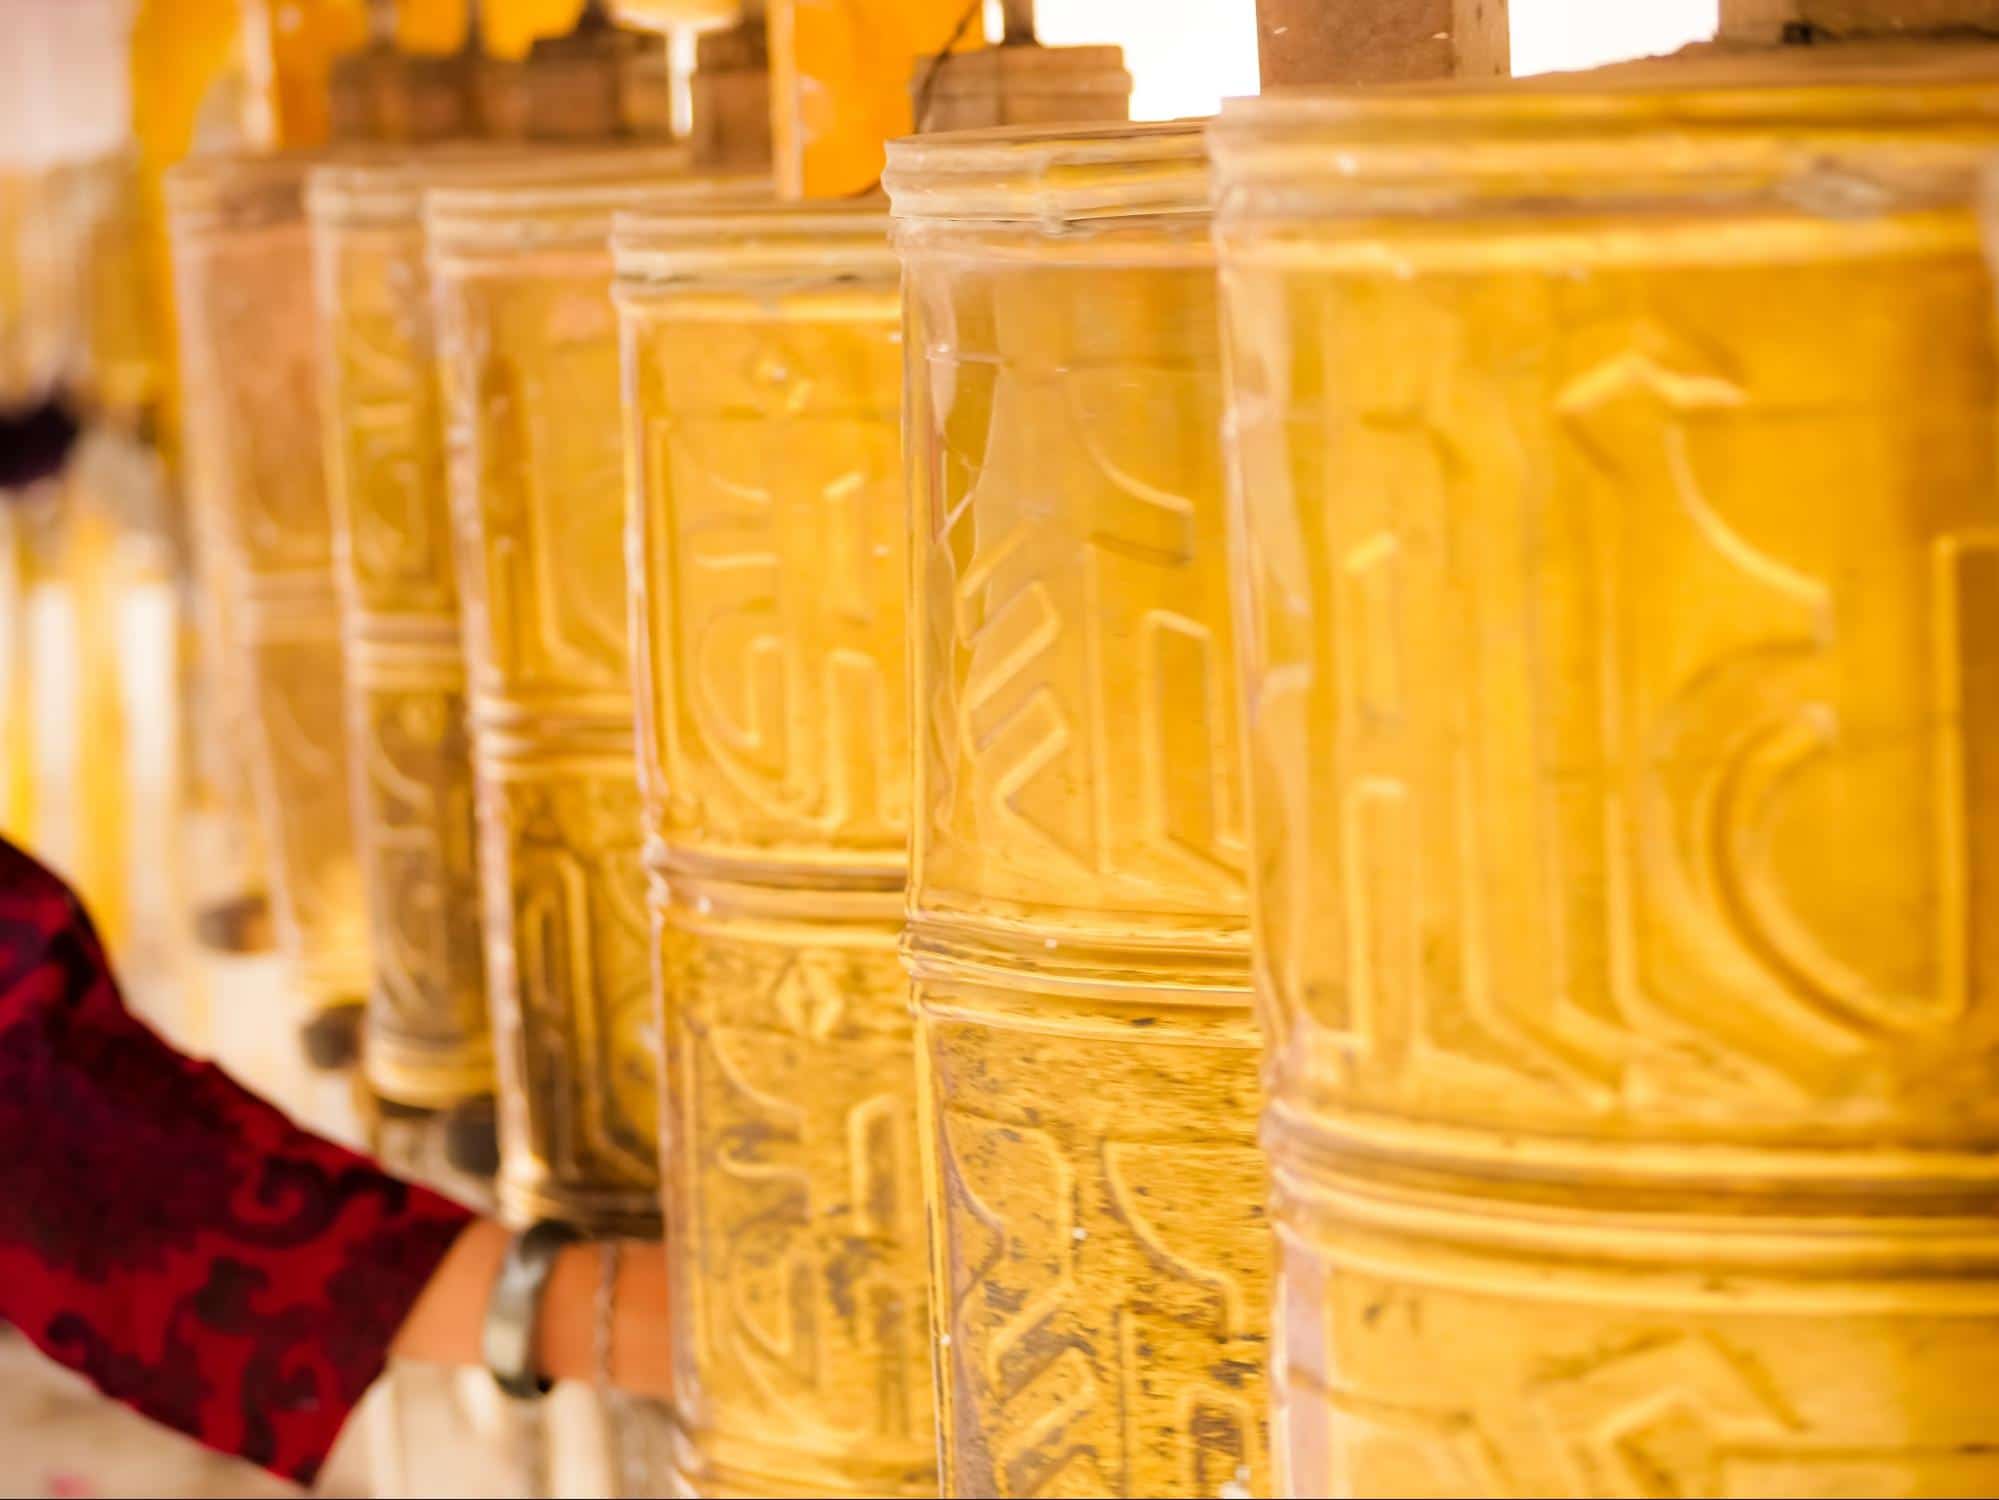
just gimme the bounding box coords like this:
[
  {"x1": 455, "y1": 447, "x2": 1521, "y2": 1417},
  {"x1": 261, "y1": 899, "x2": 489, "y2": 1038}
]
[{"x1": 160, "y1": 18, "x2": 1999, "y2": 1500}]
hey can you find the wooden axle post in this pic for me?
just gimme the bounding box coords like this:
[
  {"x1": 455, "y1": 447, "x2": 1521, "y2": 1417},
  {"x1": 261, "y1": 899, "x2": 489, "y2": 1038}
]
[
  {"x1": 1255, "y1": 0, "x2": 1510, "y2": 87},
  {"x1": 1720, "y1": 0, "x2": 1999, "y2": 40}
]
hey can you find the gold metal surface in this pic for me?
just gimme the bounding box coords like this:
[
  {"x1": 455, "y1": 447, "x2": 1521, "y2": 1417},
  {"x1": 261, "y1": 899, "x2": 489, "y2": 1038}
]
[
  {"x1": 426, "y1": 148, "x2": 735, "y2": 1235},
  {"x1": 1211, "y1": 44, "x2": 1999, "y2": 1499},
  {"x1": 312, "y1": 155, "x2": 500, "y2": 1110},
  {"x1": 181, "y1": 389, "x2": 276, "y2": 956},
  {"x1": 181, "y1": 422, "x2": 276, "y2": 953},
  {"x1": 616, "y1": 203, "x2": 933, "y2": 1498},
  {"x1": 169, "y1": 152, "x2": 370, "y2": 1034},
  {"x1": 888, "y1": 123, "x2": 1271, "y2": 1500}
]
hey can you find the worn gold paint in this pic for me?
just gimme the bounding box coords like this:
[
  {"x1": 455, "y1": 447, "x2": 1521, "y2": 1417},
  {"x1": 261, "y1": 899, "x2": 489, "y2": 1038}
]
[
  {"x1": 616, "y1": 204, "x2": 933, "y2": 1498},
  {"x1": 1211, "y1": 44, "x2": 1999, "y2": 1499},
  {"x1": 888, "y1": 124, "x2": 1271, "y2": 1500},
  {"x1": 312, "y1": 157, "x2": 497, "y2": 1110},
  {"x1": 168, "y1": 153, "x2": 370, "y2": 1031},
  {"x1": 427, "y1": 150, "x2": 746, "y2": 1235}
]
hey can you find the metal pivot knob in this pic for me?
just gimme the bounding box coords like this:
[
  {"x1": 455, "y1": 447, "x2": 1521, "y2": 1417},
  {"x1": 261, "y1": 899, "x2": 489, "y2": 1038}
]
[{"x1": 300, "y1": 1002, "x2": 365, "y2": 1072}]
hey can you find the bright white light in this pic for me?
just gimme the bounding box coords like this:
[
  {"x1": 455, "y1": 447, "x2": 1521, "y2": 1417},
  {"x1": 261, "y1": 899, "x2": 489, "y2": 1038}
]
[
  {"x1": 1510, "y1": 0, "x2": 1718, "y2": 77},
  {"x1": 1035, "y1": 0, "x2": 1261, "y2": 122},
  {"x1": 1041, "y1": 0, "x2": 1718, "y2": 122}
]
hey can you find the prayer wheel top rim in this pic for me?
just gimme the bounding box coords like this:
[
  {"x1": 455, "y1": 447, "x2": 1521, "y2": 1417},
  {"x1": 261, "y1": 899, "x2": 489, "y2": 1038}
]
[
  {"x1": 1213, "y1": 40, "x2": 1999, "y2": 220},
  {"x1": 1219, "y1": 38, "x2": 1999, "y2": 139},
  {"x1": 166, "y1": 150, "x2": 329, "y2": 235},
  {"x1": 883, "y1": 118, "x2": 1208, "y2": 232},
  {"x1": 423, "y1": 151, "x2": 769, "y2": 259},
  {"x1": 612, "y1": 193, "x2": 894, "y2": 284},
  {"x1": 306, "y1": 143, "x2": 568, "y2": 227}
]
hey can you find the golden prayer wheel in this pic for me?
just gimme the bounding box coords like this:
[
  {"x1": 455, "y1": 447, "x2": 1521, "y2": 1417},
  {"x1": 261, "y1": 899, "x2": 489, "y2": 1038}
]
[
  {"x1": 614, "y1": 200, "x2": 933, "y2": 1498},
  {"x1": 887, "y1": 122, "x2": 1271, "y2": 1500},
  {"x1": 168, "y1": 152, "x2": 370, "y2": 1054},
  {"x1": 425, "y1": 148, "x2": 745, "y2": 1236},
  {"x1": 181, "y1": 419, "x2": 276, "y2": 958},
  {"x1": 1210, "y1": 42, "x2": 1999, "y2": 1498},
  {"x1": 309, "y1": 154, "x2": 500, "y2": 1113}
]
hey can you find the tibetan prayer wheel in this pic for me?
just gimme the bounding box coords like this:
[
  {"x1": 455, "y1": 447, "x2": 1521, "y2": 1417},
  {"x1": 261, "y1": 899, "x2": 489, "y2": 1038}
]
[
  {"x1": 310, "y1": 154, "x2": 500, "y2": 1113},
  {"x1": 182, "y1": 402, "x2": 276, "y2": 957},
  {"x1": 888, "y1": 122, "x2": 1271, "y2": 1500},
  {"x1": 425, "y1": 149, "x2": 747, "y2": 1236},
  {"x1": 168, "y1": 152, "x2": 370, "y2": 1053},
  {"x1": 614, "y1": 200, "x2": 932, "y2": 1498},
  {"x1": 1210, "y1": 40, "x2": 1999, "y2": 1498}
]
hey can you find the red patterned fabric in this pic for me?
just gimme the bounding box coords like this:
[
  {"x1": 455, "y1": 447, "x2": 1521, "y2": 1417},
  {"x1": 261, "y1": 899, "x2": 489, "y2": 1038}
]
[{"x1": 0, "y1": 838, "x2": 474, "y2": 1483}]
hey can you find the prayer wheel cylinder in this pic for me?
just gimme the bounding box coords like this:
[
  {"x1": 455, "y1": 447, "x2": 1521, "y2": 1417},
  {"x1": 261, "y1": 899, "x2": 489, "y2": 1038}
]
[
  {"x1": 182, "y1": 416, "x2": 276, "y2": 958},
  {"x1": 887, "y1": 122, "x2": 1272, "y2": 1500},
  {"x1": 1209, "y1": 41, "x2": 1999, "y2": 1499},
  {"x1": 310, "y1": 155, "x2": 499, "y2": 1112},
  {"x1": 614, "y1": 201, "x2": 933, "y2": 1498},
  {"x1": 426, "y1": 148, "x2": 739, "y2": 1236},
  {"x1": 168, "y1": 153, "x2": 370, "y2": 1049}
]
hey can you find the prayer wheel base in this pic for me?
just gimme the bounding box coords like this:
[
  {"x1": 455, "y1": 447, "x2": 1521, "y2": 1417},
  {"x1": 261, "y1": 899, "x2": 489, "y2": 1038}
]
[
  {"x1": 299, "y1": 1000, "x2": 364, "y2": 1073},
  {"x1": 363, "y1": 1018, "x2": 497, "y2": 1116},
  {"x1": 495, "y1": 1178, "x2": 663, "y2": 1242},
  {"x1": 666, "y1": 1418, "x2": 937, "y2": 1499},
  {"x1": 192, "y1": 890, "x2": 273, "y2": 955}
]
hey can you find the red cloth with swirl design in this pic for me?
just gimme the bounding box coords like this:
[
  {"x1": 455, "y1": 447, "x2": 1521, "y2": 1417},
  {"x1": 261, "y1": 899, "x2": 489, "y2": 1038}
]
[{"x1": 0, "y1": 838, "x2": 474, "y2": 1483}]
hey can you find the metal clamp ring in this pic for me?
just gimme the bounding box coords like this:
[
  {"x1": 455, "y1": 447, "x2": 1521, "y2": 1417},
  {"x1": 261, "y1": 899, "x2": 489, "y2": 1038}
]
[{"x1": 482, "y1": 1219, "x2": 581, "y2": 1400}]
